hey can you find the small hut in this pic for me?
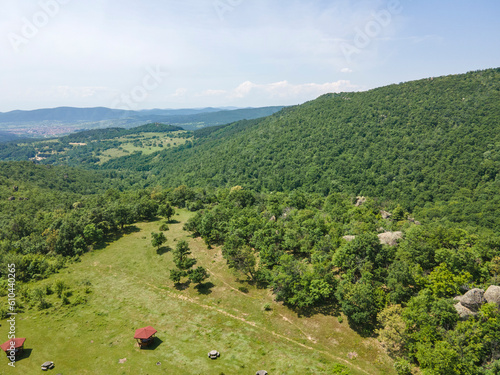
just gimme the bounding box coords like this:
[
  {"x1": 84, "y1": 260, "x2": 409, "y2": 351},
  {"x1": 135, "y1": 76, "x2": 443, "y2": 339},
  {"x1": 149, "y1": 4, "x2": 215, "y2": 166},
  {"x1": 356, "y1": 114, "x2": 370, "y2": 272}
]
[
  {"x1": 134, "y1": 326, "x2": 157, "y2": 348},
  {"x1": 1, "y1": 338, "x2": 26, "y2": 356}
]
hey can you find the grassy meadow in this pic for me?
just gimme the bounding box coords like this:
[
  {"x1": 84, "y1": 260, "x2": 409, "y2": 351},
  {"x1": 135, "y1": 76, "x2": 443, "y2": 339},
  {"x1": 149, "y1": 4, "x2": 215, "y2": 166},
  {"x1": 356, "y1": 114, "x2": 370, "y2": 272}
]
[
  {"x1": 0, "y1": 210, "x2": 394, "y2": 374},
  {"x1": 97, "y1": 131, "x2": 192, "y2": 163}
]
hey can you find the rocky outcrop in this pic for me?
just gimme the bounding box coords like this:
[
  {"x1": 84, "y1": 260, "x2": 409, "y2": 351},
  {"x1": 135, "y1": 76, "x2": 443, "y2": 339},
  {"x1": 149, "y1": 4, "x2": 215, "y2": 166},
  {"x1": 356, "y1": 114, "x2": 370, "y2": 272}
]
[
  {"x1": 485, "y1": 285, "x2": 500, "y2": 307},
  {"x1": 378, "y1": 231, "x2": 403, "y2": 246},
  {"x1": 355, "y1": 196, "x2": 366, "y2": 207},
  {"x1": 342, "y1": 232, "x2": 403, "y2": 246},
  {"x1": 459, "y1": 288, "x2": 486, "y2": 312},
  {"x1": 380, "y1": 210, "x2": 392, "y2": 219},
  {"x1": 408, "y1": 216, "x2": 421, "y2": 225},
  {"x1": 454, "y1": 286, "x2": 500, "y2": 319},
  {"x1": 454, "y1": 302, "x2": 477, "y2": 319}
]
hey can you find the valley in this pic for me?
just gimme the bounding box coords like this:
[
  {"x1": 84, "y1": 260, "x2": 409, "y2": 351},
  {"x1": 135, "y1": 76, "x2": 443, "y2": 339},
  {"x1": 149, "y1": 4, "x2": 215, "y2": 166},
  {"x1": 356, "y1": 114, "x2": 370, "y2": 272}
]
[{"x1": 1, "y1": 68, "x2": 500, "y2": 375}]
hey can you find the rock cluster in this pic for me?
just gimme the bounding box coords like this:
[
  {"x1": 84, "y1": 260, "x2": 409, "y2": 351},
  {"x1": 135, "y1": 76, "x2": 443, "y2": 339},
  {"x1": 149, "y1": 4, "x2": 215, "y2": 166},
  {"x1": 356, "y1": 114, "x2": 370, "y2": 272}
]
[
  {"x1": 378, "y1": 231, "x2": 403, "y2": 246},
  {"x1": 485, "y1": 285, "x2": 500, "y2": 307},
  {"x1": 454, "y1": 286, "x2": 500, "y2": 319},
  {"x1": 342, "y1": 232, "x2": 404, "y2": 246},
  {"x1": 355, "y1": 196, "x2": 366, "y2": 206}
]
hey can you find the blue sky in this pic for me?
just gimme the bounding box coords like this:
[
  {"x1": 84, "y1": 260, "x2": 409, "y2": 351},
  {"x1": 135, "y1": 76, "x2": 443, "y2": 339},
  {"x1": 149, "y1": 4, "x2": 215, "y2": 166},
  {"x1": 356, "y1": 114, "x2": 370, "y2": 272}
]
[{"x1": 0, "y1": 0, "x2": 499, "y2": 111}]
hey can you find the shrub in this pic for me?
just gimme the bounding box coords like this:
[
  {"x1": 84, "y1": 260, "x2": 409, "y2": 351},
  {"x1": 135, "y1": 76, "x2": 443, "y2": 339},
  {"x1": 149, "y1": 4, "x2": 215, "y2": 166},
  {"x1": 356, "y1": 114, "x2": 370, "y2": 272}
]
[
  {"x1": 54, "y1": 280, "x2": 68, "y2": 297},
  {"x1": 393, "y1": 358, "x2": 413, "y2": 375}
]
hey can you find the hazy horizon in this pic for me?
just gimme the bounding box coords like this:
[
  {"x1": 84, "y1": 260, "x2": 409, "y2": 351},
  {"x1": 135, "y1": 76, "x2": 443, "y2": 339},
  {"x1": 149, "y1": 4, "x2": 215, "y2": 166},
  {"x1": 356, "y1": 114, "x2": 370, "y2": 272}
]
[{"x1": 1, "y1": 0, "x2": 499, "y2": 112}]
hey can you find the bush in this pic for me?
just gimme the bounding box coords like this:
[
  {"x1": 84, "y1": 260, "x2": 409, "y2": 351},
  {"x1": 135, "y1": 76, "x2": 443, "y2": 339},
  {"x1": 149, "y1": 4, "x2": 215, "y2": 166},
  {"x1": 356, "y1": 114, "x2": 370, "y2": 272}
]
[
  {"x1": 263, "y1": 303, "x2": 272, "y2": 311},
  {"x1": 45, "y1": 284, "x2": 54, "y2": 295},
  {"x1": 393, "y1": 358, "x2": 413, "y2": 375},
  {"x1": 73, "y1": 295, "x2": 87, "y2": 305},
  {"x1": 159, "y1": 223, "x2": 169, "y2": 231},
  {"x1": 0, "y1": 305, "x2": 9, "y2": 319},
  {"x1": 38, "y1": 298, "x2": 51, "y2": 310},
  {"x1": 332, "y1": 363, "x2": 351, "y2": 374},
  {"x1": 54, "y1": 280, "x2": 68, "y2": 297}
]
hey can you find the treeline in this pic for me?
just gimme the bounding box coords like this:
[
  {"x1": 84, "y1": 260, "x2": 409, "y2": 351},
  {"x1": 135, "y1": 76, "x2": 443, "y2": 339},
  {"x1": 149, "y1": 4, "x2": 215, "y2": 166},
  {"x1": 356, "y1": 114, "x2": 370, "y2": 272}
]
[
  {"x1": 62, "y1": 122, "x2": 185, "y2": 143},
  {"x1": 183, "y1": 187, "x2": 500, "y2": 375},
  {"x1": 0, "y1": 164, "x2": 213, "y2": 283}
]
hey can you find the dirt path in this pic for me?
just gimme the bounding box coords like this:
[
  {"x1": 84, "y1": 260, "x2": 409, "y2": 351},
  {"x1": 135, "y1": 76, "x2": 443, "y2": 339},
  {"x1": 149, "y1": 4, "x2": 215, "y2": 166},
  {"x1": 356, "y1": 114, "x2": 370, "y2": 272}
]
[{"x1": 139, "y1": 279, "x2": 372, "y2": 375}]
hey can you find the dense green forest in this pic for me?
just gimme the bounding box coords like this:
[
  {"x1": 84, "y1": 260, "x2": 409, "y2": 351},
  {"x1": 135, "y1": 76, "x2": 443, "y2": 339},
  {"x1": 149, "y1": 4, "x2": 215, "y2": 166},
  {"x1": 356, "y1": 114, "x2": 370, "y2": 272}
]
[
  {"x1": 1, "y1": 68, "x2": 499, "y2": 374},
  {"x1": 99, "y1": 68, "x2": 500, "y2": 229},
  {"x1": 183, "y1": 187, "x2": 500, "y2": 374}
]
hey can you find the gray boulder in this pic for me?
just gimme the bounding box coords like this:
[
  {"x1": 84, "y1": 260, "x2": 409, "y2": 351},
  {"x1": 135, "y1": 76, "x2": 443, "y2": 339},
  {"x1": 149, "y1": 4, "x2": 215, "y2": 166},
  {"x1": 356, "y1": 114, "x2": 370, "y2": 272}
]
[
  {"x1": 380, "y1": 210, "x2": 392, "y2": 219},
  {"x1": 378, "y1": 231, "x2": 403, "y2": 246},
  {"x1": 454, "y1": 302, "x2": 476, "y2": 320},
  {"x1": 355, "y1": 196, "x2": 366, "y2": 206},
  {"x1": 460, "y1": 288, "x2": 486, "y2": 312},
  {"x1": 484, "y1": 285, "x2": 500, "y2": 307},
  {"x1": 342, "y1": 235, "x2": 356, "y2": 242}
]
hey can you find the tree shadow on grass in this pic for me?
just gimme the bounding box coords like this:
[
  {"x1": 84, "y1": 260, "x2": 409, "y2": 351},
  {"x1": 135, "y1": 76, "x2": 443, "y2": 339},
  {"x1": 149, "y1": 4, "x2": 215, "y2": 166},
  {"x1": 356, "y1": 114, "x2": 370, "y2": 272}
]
[
  {"x1": 156, "y1": 246, "x2": 172, "y2": 255},
  {"x1": 141, "y1": 337, "x2": 163, "y2": 350},
  {"x1": 167, "y1": 219, "x2": 181, "y2": 224},
  {"x1": 94, "y1": 225, "x2": 141, "y2": 250},
  {"x1": 236, "y1": 277, "x2": 269, "y2": 290},
  {"x1": 174, "y1": 281, "x2": 191, "y2": 291},
  {"x1": 14, "y1": 348, "x2": 32, "y2": 362},
  {"x1": 123, "y1": 225, "x2": 141, "y2": 234},
  {"x1": 293, "y1": 303, "x2": 341, "y2": 319},
  {"x1": 194, "y1": 282, "x2": 215, "y2": 295}
]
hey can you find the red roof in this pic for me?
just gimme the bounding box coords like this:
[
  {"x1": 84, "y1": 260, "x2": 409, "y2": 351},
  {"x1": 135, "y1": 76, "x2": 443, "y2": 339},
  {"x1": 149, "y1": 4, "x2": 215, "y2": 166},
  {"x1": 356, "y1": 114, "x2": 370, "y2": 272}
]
[
  {"x1": 1, "y1": 338, "x2": 26, "y2": 352},
  {"x1": 134, "y1": 326, "x2": 157, "y2": 339}
]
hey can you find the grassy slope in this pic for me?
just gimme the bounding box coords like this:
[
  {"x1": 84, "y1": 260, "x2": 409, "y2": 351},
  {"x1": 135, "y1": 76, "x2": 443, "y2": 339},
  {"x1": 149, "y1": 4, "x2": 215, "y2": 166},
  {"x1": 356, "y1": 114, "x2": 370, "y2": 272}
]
[
  {"x1": 97, "y1": 132, "x2": 192, "y2": 164},
  {"x1": 0, "y1": 210, "x2": 394, "y2": 374}
]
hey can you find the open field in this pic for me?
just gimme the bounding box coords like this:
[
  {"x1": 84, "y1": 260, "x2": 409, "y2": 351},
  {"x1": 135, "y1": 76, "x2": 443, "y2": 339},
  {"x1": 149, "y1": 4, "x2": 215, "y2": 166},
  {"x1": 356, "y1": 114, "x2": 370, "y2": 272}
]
[
  {"x1": 0, "y1": 210, "x2": 394, "y2": 374},
  {"x1": 97, "y1": 131, "x2": 191, "y2": 163},
  {"x1": 12, "y1": 130, "x2": 192, "y2": 164}
]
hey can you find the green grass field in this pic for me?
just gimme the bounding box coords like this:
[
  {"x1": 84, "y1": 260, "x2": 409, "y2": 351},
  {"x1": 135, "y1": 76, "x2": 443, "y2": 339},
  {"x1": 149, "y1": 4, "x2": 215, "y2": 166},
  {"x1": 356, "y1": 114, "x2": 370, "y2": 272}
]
[
  {"x1": 0, "y1": 210, "x2": 395, "y2": 374},
  {"x1": 97, "y1": 132, "x2": 191, "y2": 163}
]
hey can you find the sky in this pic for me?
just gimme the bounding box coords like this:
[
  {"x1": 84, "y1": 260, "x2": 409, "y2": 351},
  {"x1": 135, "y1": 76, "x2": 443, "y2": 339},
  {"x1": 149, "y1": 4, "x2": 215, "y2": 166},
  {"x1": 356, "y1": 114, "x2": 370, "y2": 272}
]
[{"x1": 0, "y1": 0, "x2": 499, "y2": 112}]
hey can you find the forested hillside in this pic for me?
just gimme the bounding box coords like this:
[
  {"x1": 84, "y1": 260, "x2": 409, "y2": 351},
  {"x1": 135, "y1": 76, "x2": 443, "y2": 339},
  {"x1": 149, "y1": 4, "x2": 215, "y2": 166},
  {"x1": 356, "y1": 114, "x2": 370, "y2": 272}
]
[
  {"x1": 183, "y1": 187, "x2": 500, "y2": 375},
  {"x1": 100, "y1": 68, "x2": 500, "y2": 228}
]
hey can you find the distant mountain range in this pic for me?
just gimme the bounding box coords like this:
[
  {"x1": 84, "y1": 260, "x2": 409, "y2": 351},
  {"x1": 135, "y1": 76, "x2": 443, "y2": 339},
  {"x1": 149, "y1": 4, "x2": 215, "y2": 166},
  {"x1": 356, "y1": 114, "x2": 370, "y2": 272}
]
[{"x1": 0, "y1": 106, "x2": 285, "y2": 138}]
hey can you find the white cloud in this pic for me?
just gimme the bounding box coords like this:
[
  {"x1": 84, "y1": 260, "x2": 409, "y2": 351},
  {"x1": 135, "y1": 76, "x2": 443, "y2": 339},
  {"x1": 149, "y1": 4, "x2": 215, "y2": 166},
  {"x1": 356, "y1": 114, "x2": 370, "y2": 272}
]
[
  {"x1": 227, "y1": 80, "x2": 358, "y2": 100},
  {"x1": 341, "y1": 68, "x2": 353, "y2": 73},
  {"x1": 232, "y1": 81, "x2": 257, "y2": 98},
  {"x1": 172, "y1": 88, "x2": 188, "y2": 97}
]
